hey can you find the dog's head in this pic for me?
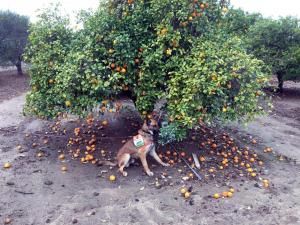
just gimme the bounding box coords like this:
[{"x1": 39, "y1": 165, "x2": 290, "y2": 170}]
[{"x1": 142, "y1": 118, "x2": 159, "y2": 135}]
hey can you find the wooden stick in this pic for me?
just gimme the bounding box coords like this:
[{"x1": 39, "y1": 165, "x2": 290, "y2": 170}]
[{"x1": 192, "y1": 153, "x2": 201, "y2": 169}]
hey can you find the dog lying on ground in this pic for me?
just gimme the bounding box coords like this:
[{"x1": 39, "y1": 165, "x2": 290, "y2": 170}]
[{"x1": 116, "y1": 118, "x2": 169, "y2": 176}]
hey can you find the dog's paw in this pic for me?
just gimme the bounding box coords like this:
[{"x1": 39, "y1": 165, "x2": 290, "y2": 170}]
[
  {"x1": 146, "y1": 171, "x2": 154, "y2": 177},
  {"x1": 162, "y1": 163, "x2": 170, "y2": 167}
]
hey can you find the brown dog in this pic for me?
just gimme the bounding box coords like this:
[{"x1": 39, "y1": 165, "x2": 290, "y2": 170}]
[{"x1": 117, "y1": 119, "x2": 169, "y2": 176}]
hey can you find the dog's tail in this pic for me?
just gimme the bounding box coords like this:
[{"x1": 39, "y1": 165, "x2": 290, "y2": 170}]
[{"x1": 97, "y1": 160, "x2": 117, "y2": 167}]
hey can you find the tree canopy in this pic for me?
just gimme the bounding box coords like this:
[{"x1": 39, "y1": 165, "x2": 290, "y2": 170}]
[
  {"x1": 0, "y1": 10, "x2": 29, "y2": 74},
  {"x1": 246, "y1": 17, "x2": 300, "y2": 92},
  {"x1": 24, "y1": 0, "x2": 269, "y2": 140}
]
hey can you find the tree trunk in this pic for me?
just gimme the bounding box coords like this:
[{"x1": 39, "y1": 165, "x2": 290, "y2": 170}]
[
  {"x1": 277, "y1": 73, "x2": 284, "y2": 93},
  {"x1": 15, "y1": 59, "x2": 23, "y2": 75}
]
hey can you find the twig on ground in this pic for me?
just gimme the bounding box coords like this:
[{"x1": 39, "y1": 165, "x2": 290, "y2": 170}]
[
  {"x1": 171, "y1": 144, "x2": 202, "y2": 180},
  {"x1": 15, "y1": 190, "x2": 34, "y2": 195}
]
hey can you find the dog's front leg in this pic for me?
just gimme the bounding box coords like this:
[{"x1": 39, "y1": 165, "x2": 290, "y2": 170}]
[
  {"x1": 139, "y1": 152, "x2": 153, "y2": 176},
  {"x1": 149, "y1": 145, "x2": 170, "y2": 167}
]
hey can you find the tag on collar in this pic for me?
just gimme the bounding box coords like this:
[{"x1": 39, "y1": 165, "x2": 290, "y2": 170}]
[{"x1": 133, "y1": 135, "x2": 145, "y2": 148}]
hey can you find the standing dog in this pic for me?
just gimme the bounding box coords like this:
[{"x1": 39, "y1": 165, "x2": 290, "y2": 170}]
[{"x1": 117, "y1": 118, "x2": 169, "y2": 176}]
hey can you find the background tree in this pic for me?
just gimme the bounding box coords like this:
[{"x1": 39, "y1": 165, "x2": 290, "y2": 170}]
[
  {"x1": 24, "y1": 0, "x2": 269, "y2": 141},
  {"x1": 0, "y1": 10, "x2": 29, "y2": 75},
  {"x1": 222, "y1": 8, "x2": 262, "y2": 36},
  {"x1": 246, "y1": 17, "x2": 300, "y2": 92}
]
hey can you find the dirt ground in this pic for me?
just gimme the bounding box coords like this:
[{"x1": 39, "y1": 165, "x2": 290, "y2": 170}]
[{"x1": 0, "y1": 71, "x2": 299, "y2": 225}]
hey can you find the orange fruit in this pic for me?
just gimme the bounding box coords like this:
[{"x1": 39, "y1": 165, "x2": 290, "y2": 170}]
[
  {"x1": 65, "y1": 101, "x2": 71, "y2": 107},
  {"x1": 110, "y1": 63, "x2": 116, "y2": 69},
  {"x1": 229, "y1": 188, "x2": 235, "y2": 193},
  {"x1": 80, "y1": 157, "x2": 86, "y2": 163},
  {"x1": 58, "y1": 154, "x2": 65, "y2": 160},
  {"x1": 211, "y1": 143, "x2": 217, "y2": 149},
  {"x1": 85, "y1": 154, "x2": 94, "y2": 161},
  {"x1": 180, "y1": 187, "x2": 187, "y2": 195},
  {"x1": 102, "y1": 120, "x2": 108, "y2": 126},
  {"x1": 208, "y1": 168, "x2": 214, "y2": 173},
  {"x1": 222, "y1": 192, "x2": 229, "y2": 197},
  {"x1": 121, "y1": 68, "x2": 126, "y2": 74},
  {"x1": 184, "y1": 192, "x2": 191, "y2": 199},
  {"x1": 61, "y1": 166, "x2": 67, "y2": 172},
  {"x1": 227, "y1": 192, "x2": 233, "y2": 198},
  {"x1": 4, "y1": 163, "x2": 11, "y2": 169},
  {"x1": 250, "y1": 172, "x2": 257, "y2": 177},
  {"x1": 37, "y1": 152, "x2": 43, "y2": 157},
  {"x1": 109, "y1": 175, "x2": 116, "y2": 182},
  {"x1": 213, "y1": 193, "x2": 220, "y2": 199}
]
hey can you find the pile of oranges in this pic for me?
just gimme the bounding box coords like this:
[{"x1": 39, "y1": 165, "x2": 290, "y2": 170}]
[
  {"x1": 213, "y1": 188, "x2": 235, "y2": 199},
  {"x1": 21, "y1": 114, "x2": 272, "y2": 193}
]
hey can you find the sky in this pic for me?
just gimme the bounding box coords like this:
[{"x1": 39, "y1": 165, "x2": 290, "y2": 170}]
[{"x1": 0, "y1": 0, "x2": 299, "y2": 22}]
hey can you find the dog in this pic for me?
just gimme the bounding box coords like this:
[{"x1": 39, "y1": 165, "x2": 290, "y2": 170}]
[{"x1": 116, "y1": 118, "x2": 169, "y2": 177}]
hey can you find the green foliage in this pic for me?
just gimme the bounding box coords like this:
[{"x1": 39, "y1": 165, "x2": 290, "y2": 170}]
[
  {"x1": 246, "y1": 17, "x2": 300, "y2": 82},
  {"x1": 167, "y1": 35, "x2": 269, "y2": 127},
  {"x1": 222, "y1": 8, "x2": 262, "y2": 36},
  {"x1": 25, "y1": 0, "x2": 269, "y2": 135},
  {"x1": 24, "y1": 5, "x2": 73, "y2": 117},
  {"x1": 158, "y1": 122, "x2": 187, "y2": 145},
  {"x1": 0, "y1": 10, "x2": 29, "y2": 72}
]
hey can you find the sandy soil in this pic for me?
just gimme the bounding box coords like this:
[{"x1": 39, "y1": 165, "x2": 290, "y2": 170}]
[
  {"x1": 0, "y1": 72, "x2": 299, "y2": 225},
  {"x1": 0, "y1": 70, "x2": 29, "y2": 103}
]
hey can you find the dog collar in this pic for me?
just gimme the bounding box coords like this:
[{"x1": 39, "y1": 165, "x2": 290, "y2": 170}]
[{"x1": 142, "y1": 129, "x2": 153, "y2": 135}]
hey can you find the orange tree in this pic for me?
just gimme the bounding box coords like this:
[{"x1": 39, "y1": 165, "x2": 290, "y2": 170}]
[
  {"x1": 246, "y1": 17, "x2": 300, "y2": 93},
  {"x1": 24, "y1": 0, "x2": 269, "y2": 139}
]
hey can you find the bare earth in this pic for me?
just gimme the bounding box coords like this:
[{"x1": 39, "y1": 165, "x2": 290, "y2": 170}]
[{"x1": 0, "y1": 72, "x2": 299, "y2": 225}]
